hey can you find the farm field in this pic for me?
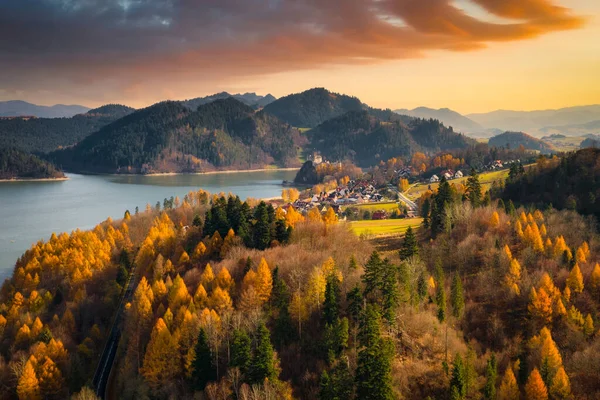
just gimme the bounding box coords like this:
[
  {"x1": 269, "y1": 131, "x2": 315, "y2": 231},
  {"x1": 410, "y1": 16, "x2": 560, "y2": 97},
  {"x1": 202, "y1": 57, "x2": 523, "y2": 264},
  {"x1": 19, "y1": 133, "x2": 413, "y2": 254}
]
[
  {"x1": 347, "y1": 202, "x2": 402, "y2": 212},
  {"x1": 349, "y1": 217, "x2": 423, "y2": 236},
  {"x1": 405, "y1": 168, "x2": 511, "y2": 200}
]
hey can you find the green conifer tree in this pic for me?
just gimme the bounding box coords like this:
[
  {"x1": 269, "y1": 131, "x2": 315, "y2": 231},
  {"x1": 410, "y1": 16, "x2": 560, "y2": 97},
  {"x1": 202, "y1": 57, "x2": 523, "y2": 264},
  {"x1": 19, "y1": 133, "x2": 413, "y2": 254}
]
[
  {"x1": 249, "y1": 322, "x2": 277, "y2": 384},
  {"x1": 191, "y1": 328, "x2": 216, "y2": 390},
  {"x1": 451, "y1": 273, "x2": 465, "y2": 319}
]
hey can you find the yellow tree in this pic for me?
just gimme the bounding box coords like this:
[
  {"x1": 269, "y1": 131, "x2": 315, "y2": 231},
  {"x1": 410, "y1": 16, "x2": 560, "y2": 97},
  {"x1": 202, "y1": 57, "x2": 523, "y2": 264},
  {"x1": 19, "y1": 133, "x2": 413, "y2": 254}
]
[
  {"x1": 541, "y1": 334, "x2": 563, "y2": 377},
  {"x1": 141, "y1": 318, "x2": 180, "y2": 392},
  {"x1": 193, "y1": 284, "x2": 208, "y2": 308},
  {"x1": 306, "y1": 266, "x2": 327, "y2": 312},
  {"x1": 525, "y1": 368, "x2": 548, "y2": 400},
  {"x1": 210, "y1": 286, "x2": 233, "y2": 313},
  {"x1": 504, "y1": 258, "x2": 521, "y2": 295},
  {"x1": 288, "y1": 188, "x2": 300, "y2": 202},
  {"x1": 550, "y1": 367, "x2": 571, "y2": 400},
  {"x1": 285, "y1": 206, "x2": 305, "y2": 228},
  {"x1": 281, "y1": 189, "x2": 290, "y2": 203},
  {"x1": 498, "y1": 367, "x2": 519, "y2": 400},
  {"x1": 38, "y1": 356, "x2": 65, "y2": 398},
  {"x1": 255, "y1": 258, "x2": 273, "y2": 303},
  {"x1": 528, "y1": 287, "x2": 553, "y2": 324},
  {"x1": 215, "y1": 268, "x2": 234, "y2": 292},
  {"x1": 398, "y1": 178, "x2": 410, "y2": 193},
  {"x1": 178, "y1": 251, "x2": 190, "y2": 266},
  {"x1": 289, "y1": 290, "x2": 308, "y2": 339},
  {"x1": 323, "y1": 208, "x2": 338, "y2": 226},
  {"x1": 539, "y1": 273, "x2": 560, "y2": 300},
  {"x1": 490, "y1": 211, "x2": 500, "y2": 228},
  {"x1": 168, "y1": 274, "x2": 190, "y2": 310},
  {"x1": 307, "y1": 207, "x2": 322, "y2": 222},
  {"x1": 17, "y1": 356, "x2": 40, "y2": 400},
  {"x1": 192, "y1": 242, "x2": 207, "y2": 261},
  {"x1": 238, "y1": 286, "x2": 262, "y2": 312},
  {"x1": 566, "y1": 264, "x2": 584, "y2": 294},
  {"x1": 568, "y1": 305, "x2": 584, "y2": 327},
  {"x1": 220, "y1": 229, "x2": 237, "y2": 258},
  {"x1": 591, "y1": 263, "x2": 600, "y2": 292},
  {"x1": 515, "y1": 220, "x2": 524, "y2": 237},
  {"x1": 201, "y1": 264, "x2": 215, "y2": 290}
]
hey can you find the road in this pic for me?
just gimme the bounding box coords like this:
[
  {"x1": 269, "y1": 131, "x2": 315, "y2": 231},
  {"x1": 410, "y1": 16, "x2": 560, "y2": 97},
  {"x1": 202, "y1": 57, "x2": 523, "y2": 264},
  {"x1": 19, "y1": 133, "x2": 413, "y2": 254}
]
[
  {"x1": 387, "y1": 184, "x2": 418, "y2": 212},
  {"x1": 93, "y1": 268, "x2": 137, "y2": 399}
]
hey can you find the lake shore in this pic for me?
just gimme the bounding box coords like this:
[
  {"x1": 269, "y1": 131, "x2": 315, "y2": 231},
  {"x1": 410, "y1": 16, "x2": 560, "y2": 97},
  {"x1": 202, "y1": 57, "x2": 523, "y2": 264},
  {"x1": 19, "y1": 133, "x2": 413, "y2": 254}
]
[
  {"x1": 0, "y1": 176, "x2": 69, "y2": 183},
  {"x1": 143, "y1": 167, "x2": 300, "y2": 177}
]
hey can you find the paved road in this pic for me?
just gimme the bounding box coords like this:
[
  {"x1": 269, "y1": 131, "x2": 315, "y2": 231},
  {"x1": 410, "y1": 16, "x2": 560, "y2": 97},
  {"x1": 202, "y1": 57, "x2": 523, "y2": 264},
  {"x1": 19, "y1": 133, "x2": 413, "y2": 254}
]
[
  {"x1": 93, "y1": 269, "x2": 137, "y2": 399},
  {"x1": 387, "y1": 184, "x2": 418, "y2": 212}
]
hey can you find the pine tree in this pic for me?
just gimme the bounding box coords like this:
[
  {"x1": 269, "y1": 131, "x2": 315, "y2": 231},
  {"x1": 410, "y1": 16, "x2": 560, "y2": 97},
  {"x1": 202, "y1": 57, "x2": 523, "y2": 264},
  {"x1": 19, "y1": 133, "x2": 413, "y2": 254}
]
[
  {"x1": 191, "y1": 327, "x2": 216, "y2": 390},
  {"x1": 380, "y1": 259, "x2": 400, "y2": 324},
  {"x1": 466, "y1": 168, "x2": 482, "y2": 207},
  {"x1": 435, "y1": 260, "x2": 446, "y2": 323},
  {"x1": 324, "y1": 275, "x2": 341, "y2": 325},
  {"x1": 347, "y1": 286, "x2": 363, "y2": 324},
  {"x1": 422, "y1": 198, "x2": 431, "y2": 229},
  {"x1": 249, "y1": 322, "x2": 277, "y2": 384},
  {"x1": 483, "y1": 354, "x2": 497, "y2": 400},
  {"x1": 417, "y1": 272, "x2": 428, "y2": 303},
  {"x1": 450, "y1": 354, "x2": 467, "y2": 399},
  {"x1": 231, "y1": 329, "x2": 252, "y2": 376},
  {"x1": 362, "y1": 251, "x2": 383, "y2": 300},
  {"x1": 525, "y1": 368, "x2": 548, "y2": 400},
  {"x1": 355, "y1": 305, "x2": 394, "y2": 400},
  {"x1": 451, "y1": 273, "x2": 465, "y2": 319},
  {"x1": 253, "y1": 202, "x2": 272, "y2": 250},
  {"x1": 399, "y1": 226, "x2": 418, "y2": 260},
  {"x1": 142, "y1": 319, "x2": 180, "y2": 392}
]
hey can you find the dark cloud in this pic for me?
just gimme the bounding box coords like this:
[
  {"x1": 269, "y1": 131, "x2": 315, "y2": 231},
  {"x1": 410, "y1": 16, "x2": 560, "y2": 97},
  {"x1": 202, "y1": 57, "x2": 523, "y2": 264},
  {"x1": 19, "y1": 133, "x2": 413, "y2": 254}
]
[{"x1": 0, "y1": 0, "x2": 585, "y2": 103}]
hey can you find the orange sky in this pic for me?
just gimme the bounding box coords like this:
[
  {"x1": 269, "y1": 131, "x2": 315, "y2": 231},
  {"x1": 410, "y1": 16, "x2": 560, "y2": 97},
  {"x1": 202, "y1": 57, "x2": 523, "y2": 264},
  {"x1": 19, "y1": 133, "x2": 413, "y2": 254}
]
[{"x1": 0, "y1": 0, "x2": 598, "y2": 113}]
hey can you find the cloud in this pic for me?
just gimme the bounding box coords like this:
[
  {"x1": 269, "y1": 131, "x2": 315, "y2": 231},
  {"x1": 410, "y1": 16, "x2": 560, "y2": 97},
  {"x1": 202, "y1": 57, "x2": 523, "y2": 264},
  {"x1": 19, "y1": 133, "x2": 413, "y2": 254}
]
[{"x1": 0, "y1": 0, "x2": 585, "y2": 104}]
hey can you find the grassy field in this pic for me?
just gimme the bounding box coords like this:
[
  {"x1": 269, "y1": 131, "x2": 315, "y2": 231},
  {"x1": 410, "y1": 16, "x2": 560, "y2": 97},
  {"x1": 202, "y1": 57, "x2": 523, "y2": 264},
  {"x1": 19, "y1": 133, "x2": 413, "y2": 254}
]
[
  {"x1": 405, "y1": 168, "x2": 510, "y2": 200},
  {"x1": 348, "y1": 202, "x2": 402, "y2": 212},
  {"x1": 349, "y1": 218, "x2": 423, "y2": 236}
]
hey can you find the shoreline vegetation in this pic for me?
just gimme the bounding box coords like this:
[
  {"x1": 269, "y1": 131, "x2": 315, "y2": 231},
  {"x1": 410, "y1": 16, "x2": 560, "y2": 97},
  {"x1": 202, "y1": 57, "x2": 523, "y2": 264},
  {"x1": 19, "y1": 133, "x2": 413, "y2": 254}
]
[{"x1": 0, "y1": 176, "x2": 69, "y2": 183}]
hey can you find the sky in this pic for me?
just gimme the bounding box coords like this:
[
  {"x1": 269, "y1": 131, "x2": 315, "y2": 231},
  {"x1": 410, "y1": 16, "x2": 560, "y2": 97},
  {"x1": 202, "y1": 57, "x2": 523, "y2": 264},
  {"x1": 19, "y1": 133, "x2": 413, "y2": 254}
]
[{"x1": 0, "y1": 0, "x2": 598, "y2": 114}]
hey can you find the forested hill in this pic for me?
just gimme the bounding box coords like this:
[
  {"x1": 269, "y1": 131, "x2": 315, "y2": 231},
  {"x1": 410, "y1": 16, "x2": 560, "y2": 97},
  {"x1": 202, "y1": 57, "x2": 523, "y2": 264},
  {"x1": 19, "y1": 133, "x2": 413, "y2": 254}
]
[
  {"x1": 307, "y1": 110, "x2": 476, "y2": 166},
  {"x1": 0, "y1": 147, "x2": 65, "y2": 179},
  {"x1": 262, "y1": 88, "x2": 367, "y2": 128},
  {"x1": 488, "y1": 131, "x2": 554, "y2": 153},
  {"x1": 500, "y1": 148, "x2": 600, "y2": 220},
  {"x1": 0, "y1": 104, "x2": 135, "y2": 153},
  {"x1": 51, "y1": 98, "x2": 305, "y2": 173},
  {"x1": 182, "y1": 92, "x2": 276, "y2": 110}
]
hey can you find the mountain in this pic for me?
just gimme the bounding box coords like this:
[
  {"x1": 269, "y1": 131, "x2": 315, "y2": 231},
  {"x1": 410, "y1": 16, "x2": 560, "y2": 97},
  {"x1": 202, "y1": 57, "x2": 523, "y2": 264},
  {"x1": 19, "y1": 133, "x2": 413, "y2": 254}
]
[
  {"x1": 0, "y1": 100, "x2": 90, "y2": 118},
  {"x1": 51, "y1": 98, "x2": 305, "y2": 173},
  {"x1": 0, "y1": 104, "x2": 135, "y2": 153},
  {"x1": 262, "y1": 88, "x2": 369, "y2": 128},
  {"x1": 0, "y1": 147, "x2": 65, "y2": 179},
  {"x1": 467, "y1": 105, "x2": 600, "y2": 133},
  {"x1": 488, "y1": 131, "x2": 554, "y2": 153},
  {"x1": 307, "y1": 110, "x2": 475, "y2": 167},
  {"x1": 394, "y1": 107, "x2": 484, "y2": 134},
  {"x1": 539, "y1": 119, "x2": 600, "y2": 136},
  {"x1": 182, "y1": 92, "x2": 276, "y2": 110},
  {"x1": 581, "y1": 135, "x2": 600, "y2": 149}
]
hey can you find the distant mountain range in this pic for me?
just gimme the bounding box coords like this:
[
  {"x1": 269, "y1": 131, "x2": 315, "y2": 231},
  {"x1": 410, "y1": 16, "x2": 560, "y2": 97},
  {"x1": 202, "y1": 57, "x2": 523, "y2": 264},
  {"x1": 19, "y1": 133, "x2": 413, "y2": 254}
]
[
  {"x1": 394, "y1": 107, "x2": 484, "y2": 135},
  {"x1": 467, "y1": 105, "x2": 600, "y2": 135},
  {"x1": 0, "y1": 100, "x2": 90, "y2": 118},
  {"x1": 181, "y1": 92, "x2": 276, "y2": 110},
  {"x1": 394, "y1": 105, "x2": 600, "y2": 138}
]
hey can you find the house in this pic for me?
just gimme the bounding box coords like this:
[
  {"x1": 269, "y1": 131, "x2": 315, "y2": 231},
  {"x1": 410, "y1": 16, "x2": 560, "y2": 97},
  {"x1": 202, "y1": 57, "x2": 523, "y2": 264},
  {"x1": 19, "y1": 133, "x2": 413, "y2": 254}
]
[
  {"x1": 372, "y1": 211, "x2": 388, "y2": 220},
  {"x1": 441, "y1": 169, "x2": 454, "y2": 180},
  {"x1": 430, "y1": 175, "x2": 440, "y2": 183},
  {"x1": 312, "y1": 152, "x2": 323, "y2": 165},
  {"x1": 454, "y1": 170, "x2": 463, "y2": 179}
]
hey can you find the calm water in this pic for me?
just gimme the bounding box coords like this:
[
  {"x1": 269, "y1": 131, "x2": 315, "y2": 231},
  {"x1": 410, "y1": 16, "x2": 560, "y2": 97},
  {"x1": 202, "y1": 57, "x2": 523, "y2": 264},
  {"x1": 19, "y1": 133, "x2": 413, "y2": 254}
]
[{"x1": 0, "y1": 170, "x2": 297, "y2": 281}]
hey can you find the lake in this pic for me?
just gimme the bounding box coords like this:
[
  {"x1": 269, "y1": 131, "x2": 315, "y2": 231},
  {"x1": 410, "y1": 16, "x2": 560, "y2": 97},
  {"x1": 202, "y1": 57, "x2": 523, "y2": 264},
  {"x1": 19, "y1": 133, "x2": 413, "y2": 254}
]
[{"x1": 0, "y1": 170, "x2": 298, "y2": 281}]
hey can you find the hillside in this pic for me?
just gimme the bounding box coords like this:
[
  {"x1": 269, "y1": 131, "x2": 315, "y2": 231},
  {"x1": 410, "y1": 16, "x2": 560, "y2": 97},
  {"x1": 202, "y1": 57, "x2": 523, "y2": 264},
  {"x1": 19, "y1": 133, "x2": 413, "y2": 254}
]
[
  {"x1": 0, "y1": 100, "x2": 89, "y2": 118},
  {"x1": 0, "y1": 147, "x2": 65, "y2": 179},
  {"x1": 581, "y1": 135, "x2": 600, "y2": 149},
  {"x1": 0, "y1": 104, "x2": 135, "y2": 153},
  {"x1": 308, "y1": 110, "x2": 475, "y2": 166},
  {"x1": 51, "y1": 98, "x2": 305, "y2": 173},
  {"x1": 394, "y1": 107, "x2": 484, "y2": 134},
  {"x1": 262, "y1": 88, "x2": 367, "y2": 128},
  {"x1": 488, "y1": 131, "x2": 554, "y2": 153},
  {"x1": 182, "y1": 92, "x2": 276, "y2": 110},
  {"x1": 540, "y1": 119, "x2": 600, "y2": 137},
  {"x1": 501, "y1": 148, "x2": 600, "y2": 219},
  {"x1": 467, "y1": 104, "x2": 600, "y2": 132}
]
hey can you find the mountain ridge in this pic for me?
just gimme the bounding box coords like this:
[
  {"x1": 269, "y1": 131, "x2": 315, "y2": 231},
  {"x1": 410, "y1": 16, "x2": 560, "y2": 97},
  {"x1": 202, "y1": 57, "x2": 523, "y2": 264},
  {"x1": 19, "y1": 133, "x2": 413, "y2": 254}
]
[{"x1": 0, "y1": 100, "x2": 90, "y2": 118}]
